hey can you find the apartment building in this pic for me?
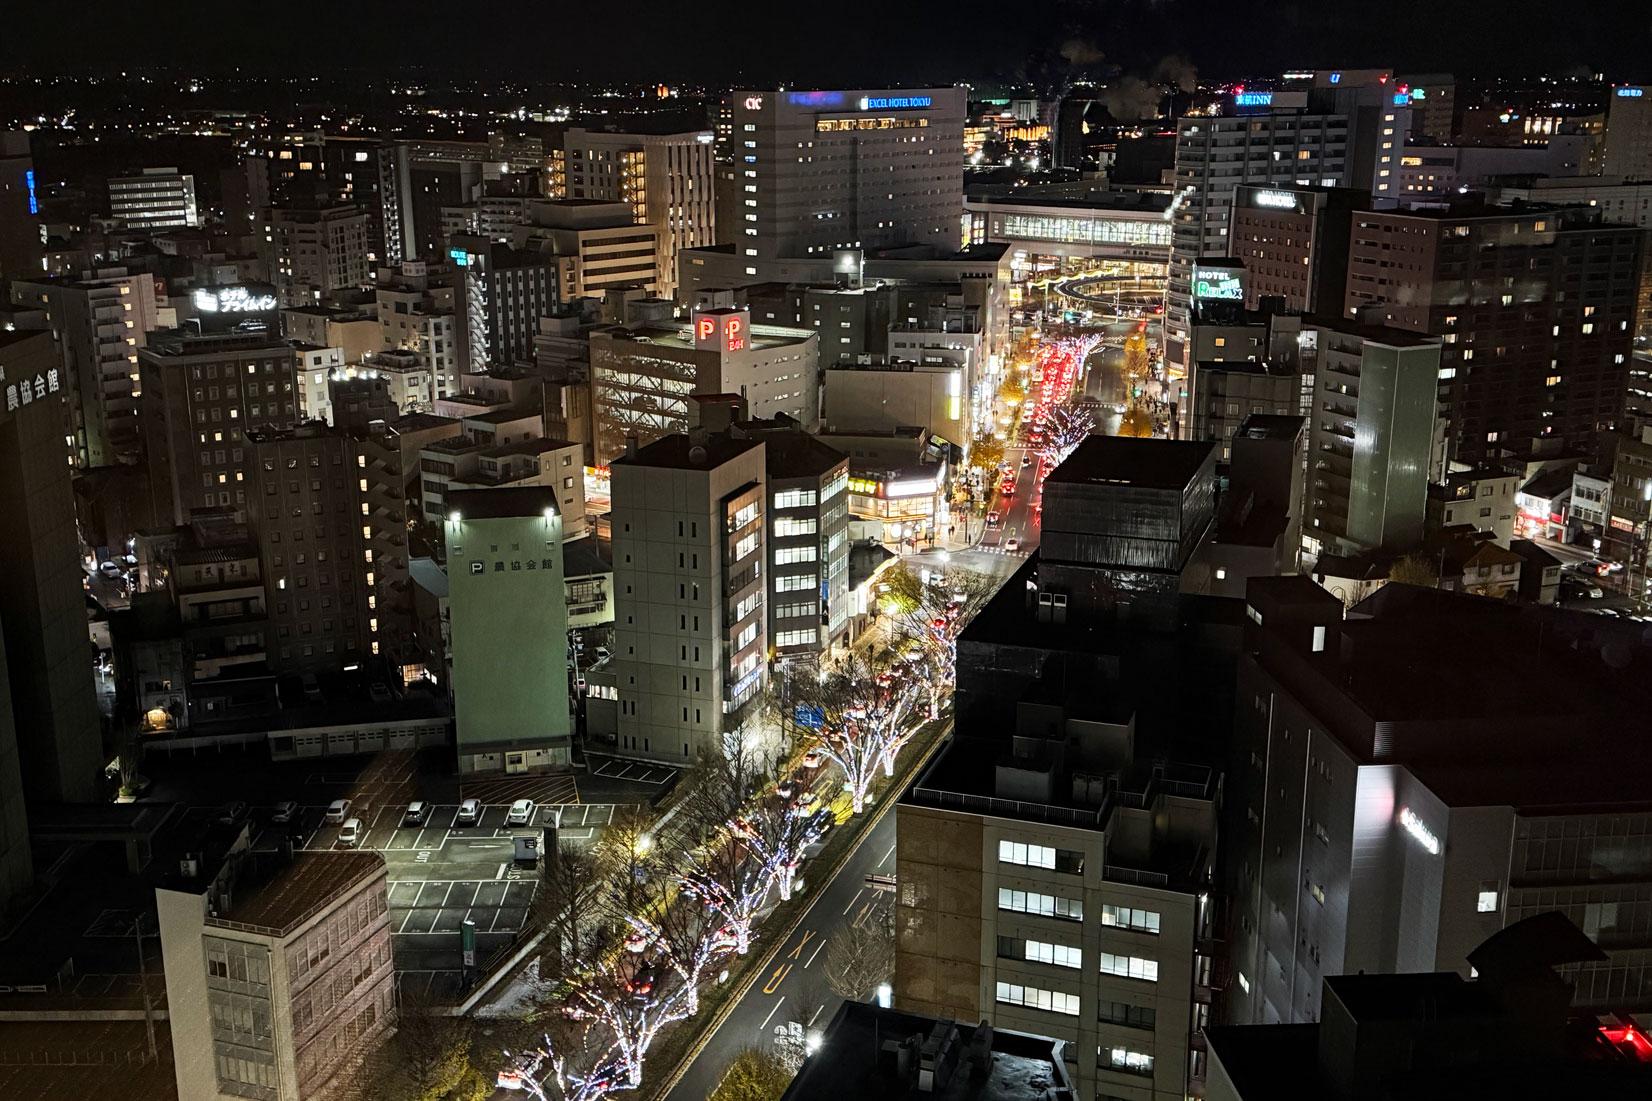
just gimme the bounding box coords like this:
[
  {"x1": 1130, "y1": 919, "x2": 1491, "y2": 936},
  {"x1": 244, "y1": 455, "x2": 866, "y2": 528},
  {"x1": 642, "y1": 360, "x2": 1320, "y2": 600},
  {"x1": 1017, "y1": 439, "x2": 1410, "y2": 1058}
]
[
  {"x1": 11, "y1": 267, "x2": 161, "y2": 466},
  {"x1": 158, "y1": 852, "x2": 396, "y2": 1101},
  {"x1": 510, "y1": 199, "x2": 665, "y2": 300},
  {"x1": 610, "y1": 430, "x2": 767, "y2": 763},
  {"x1": 375, "y1": 261, "x2": 459, "y2": 400},
  {"x1": 262, "y1": 205, "x2": 373, "y2": 307},
  {"x1": 1227, "y1": 184, "x2": 1365, "y2": 315}
]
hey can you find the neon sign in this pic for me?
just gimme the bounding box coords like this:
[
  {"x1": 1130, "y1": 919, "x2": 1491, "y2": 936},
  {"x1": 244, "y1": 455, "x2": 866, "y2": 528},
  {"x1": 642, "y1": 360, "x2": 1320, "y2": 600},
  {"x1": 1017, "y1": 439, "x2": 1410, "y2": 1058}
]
[
  {"x1": 857, "y1": 96, "x2": 932, "y2": 110},
  {"x1": 723, "y1": 315, "x2": 745, "y2": 353},
  {"x1": 1619, "y1": 88, "x2": 1646, "y2": 98},
  {"x1": 193, "y1": 286, "x2": 277, "y2": 314},
  {"x1": 1398, "y1": 806, "x2": 1441, "y2": 855},
  {"x1": 1234, "y1": 92, "x2": 1274, "y2": 108},
  {"x1": 1193, "y1": 270, "x2": 1244, "y2": 301},
  {"x1": 696, "y1": 317, "x2": 716, "y2": 342},
  {"x1": 1393, "y1": 92, "x2": 1411, "y2": 106},
  {"x1": 1253, "y1": 190, "x2": 1299, "y2": 210},
  {"x1": 1329, "y1": 72, "x2": 1342, "y2": 85},
  {"x1": 743, "y1": 95, "x2": 764, "y2": 110},
  {"x1": 24, "y1": 169, "x2": 37, "y2": 215},
  {"x1": 787, "y1": 91, "x2": 845, "y2": 107},
  {"x1": 448, "y1": 248, "x2": 470, "y2": 267}
]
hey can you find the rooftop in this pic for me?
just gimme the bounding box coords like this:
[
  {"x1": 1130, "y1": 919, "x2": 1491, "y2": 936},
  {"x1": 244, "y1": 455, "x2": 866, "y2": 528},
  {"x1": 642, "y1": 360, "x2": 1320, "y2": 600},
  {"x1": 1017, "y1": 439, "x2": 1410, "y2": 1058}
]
[
  {"x1": 447, "y1": 485, "x2": 563, "y2": 521},
  {"x1": 1044, "y1": 435, "x2": 1214, "y2": 491},
  {"x1": 483, "y1": 437, "x2": 576, "y2": 459},
  {"x1": 602, "y1": 320, "x2": 816, "y2": 351},
  {"x1": 211, "y1": 852, "x2": 384, "y2": 938},
  {"x1": 614, "y1": 431, "x2": 763, "y2": 471},
  {"x1": 742, "y1": 421, "x2": 848, "y2": 478},
  {"x1": 781, "y1": 1002, "x2": 1073, "y2": 1101}
]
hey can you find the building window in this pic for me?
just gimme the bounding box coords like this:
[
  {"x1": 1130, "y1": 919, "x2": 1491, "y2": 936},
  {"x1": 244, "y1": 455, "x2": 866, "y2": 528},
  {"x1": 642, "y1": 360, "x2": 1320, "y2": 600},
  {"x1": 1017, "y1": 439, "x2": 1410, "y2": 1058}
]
[
  {"x1": 997, "y1": 887, "x2": 1082, "y2": 922},
  {"x1": 1477, "y1": 886, "x2": 1500, "y2": 913},
  {"x1": 999, "y1": 935, "x2": 1082, "y2": 969},
  {"x1": 1105, "y1": 1046, "x2": 1155, "y2": 1077},
  {"x1": 1099, "y1": 953, "x2": 1159, "y2": 982},
  {"x1": 1101, "y1": 905, "x2": 1161, "y2": 935},
  {"x1": 1097, "y1": 999, "x2": 1156, "y2": 1030},
  {"x1": 994, "y1": 980, "x2": 1080, "y2": 1016}
]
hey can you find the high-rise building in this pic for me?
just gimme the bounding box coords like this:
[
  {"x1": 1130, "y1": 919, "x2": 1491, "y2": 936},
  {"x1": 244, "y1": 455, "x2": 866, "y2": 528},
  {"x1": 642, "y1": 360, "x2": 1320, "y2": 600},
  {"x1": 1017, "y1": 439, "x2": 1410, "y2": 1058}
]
[
  {"x1": 261, "y1": 205, "x2": 373, "y2": 306},
  {"x1": 107, "y1": 167, "x2": 199, "y2": 230},
  {"x1": 446, "y1": 237, "x2": 560, "y2": 374},
  {"x1": 562, "y1": 128, "x2": 717, "y2": 299},
  {"x1": 10, "y1": 267, "x2": 161, "y2": 467},
  {"x1": 1167, "y1": 107, "x2": 1350, "y2": 377},
  {"x1": 443, "y1": 486, "x2": 572, "y2": 773},
  {"x1": 1227, "y1": 184, "x2": 1366, "y2": 315},
  {"x1": 1226, "y1": 579, "x2": 1652, "y2": 1026},
  {"x1": 157, "y1": 851, "x2": 397, "y2": 1101},
  {"x1": 589, "y1": 306, "x2": 818, "y2": 462},
  {"x1": 246, "y1": 424, "x2": 374, "y2": 672},
  {"x1": 898, "y1": 722, "x2": 1218, "y2": 1101},
  {"x1": 377, "y1": 139, "x2": 500, "y2": 264},
  {"x1": 139, "y1": 321, "x2": 302, "y2": 526},
  {"x1": 610, "y1": 430, "x2": 767, "y2": 763},
  {"x1": 1603, "y1": 85, "x2": 1652, "y2": 182},
  {"x1": 0, "y1": 329, "x2": 102, "y2": 805},
  {"x1": 510, "y1": 199, "x2": 665, "y2": 301},
  {"x1": 729, "y1": 89, "x2": 966, "y2": 265},
  {"x1": 1300, "y1": 320, "x2": 1441, "y2": 559},
  {"x1": 1343, "y1": 202, "x2": 1643, "y2": 464},
  {"x1": 0, "y1": 131, "x2": 42, "y2": 278}
]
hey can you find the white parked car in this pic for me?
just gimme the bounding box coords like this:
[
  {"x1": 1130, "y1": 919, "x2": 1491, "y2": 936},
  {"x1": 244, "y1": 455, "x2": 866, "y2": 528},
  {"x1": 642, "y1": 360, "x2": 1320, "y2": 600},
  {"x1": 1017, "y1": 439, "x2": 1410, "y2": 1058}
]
[
  {"x1": 324, "y1": 798, "x2": 351, "y2": 824},
  {"x1": 337, "y1": 818, "x2": 363, "y2": 847},
  {"x1": 456, "y1": 798, "x2": 482, "y2": 826},
  {"x1": 505, "y1": 799, "x2": 537, "y2": 827}
]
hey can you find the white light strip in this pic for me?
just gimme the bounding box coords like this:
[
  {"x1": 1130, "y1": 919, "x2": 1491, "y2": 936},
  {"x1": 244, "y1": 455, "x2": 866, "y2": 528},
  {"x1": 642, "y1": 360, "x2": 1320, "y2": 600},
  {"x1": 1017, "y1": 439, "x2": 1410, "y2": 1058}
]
[{"x1": 1398, "y1": 806, "x2": 1441, "y2": 855}]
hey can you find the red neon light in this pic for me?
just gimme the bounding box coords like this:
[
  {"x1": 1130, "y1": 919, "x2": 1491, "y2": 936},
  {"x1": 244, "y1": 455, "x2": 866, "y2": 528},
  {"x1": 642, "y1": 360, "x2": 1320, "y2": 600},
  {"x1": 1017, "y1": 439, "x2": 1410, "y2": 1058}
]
[
  {"x1": 723, "y1": 316, "x2": 745, "y2": 353},
  {"x1": 1601, "y1": 1024, "x2": 1652, "y2": 1062},
  {"x1": 697, "y1": 317, "x2": 716, "y2": 342}
]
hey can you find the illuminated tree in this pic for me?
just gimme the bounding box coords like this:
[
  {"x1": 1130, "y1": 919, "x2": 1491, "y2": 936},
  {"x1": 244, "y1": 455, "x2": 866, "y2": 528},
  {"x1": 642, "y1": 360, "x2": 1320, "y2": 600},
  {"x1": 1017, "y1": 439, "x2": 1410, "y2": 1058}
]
[
  {"x1": 778, "y1": 649, "x2": 926, "y2": 815},
  {"x1": 878, "y1": 563, "x2": 997, "y2": 720},
  {"x1": 1118, "y1": 406, "x2": 1155, "y2": 438},
  {"x1": 1038, "y1": 405, "x2": 1095, "y2": 470}
]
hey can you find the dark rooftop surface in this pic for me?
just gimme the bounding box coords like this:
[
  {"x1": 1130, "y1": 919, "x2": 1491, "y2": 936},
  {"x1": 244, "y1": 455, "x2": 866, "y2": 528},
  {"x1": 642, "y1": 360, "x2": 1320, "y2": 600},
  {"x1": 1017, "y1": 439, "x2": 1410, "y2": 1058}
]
[
  {"x1": 614, "y1": 431, "x2": 762, "y2": 470},
  {"x1": 1234, "y1": 413, "x2": 1305, "y2": 441},
  {"x1": 744, "y1": 424, "x2": 848, "y2": 478},
  {"x1": 782, "y1": 1003, "x2": 1072, "y2": 1101},
  {"x1": 1304, "y1": 314, "x2": 1442, "y2": 348},
  {"x1": 214, "y1": 852, "x2": 384, "y2": 937},
  {"x1": 0, "y1": 1019, "x2": 178, "y2": 1101},
  {"x1": 447, "y1": 485, "x2": 562, "y2": 520},
  {"x1": 1044, "y1": 435, "x2": 1214, "y2": 491}
]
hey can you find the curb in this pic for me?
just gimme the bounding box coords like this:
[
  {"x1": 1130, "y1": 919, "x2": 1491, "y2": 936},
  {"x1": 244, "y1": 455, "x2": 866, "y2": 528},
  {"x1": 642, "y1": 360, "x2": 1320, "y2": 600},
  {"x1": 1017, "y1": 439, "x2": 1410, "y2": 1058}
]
[{"x1": 641, "y1": 719, "x2": 953, "y2": 1101}]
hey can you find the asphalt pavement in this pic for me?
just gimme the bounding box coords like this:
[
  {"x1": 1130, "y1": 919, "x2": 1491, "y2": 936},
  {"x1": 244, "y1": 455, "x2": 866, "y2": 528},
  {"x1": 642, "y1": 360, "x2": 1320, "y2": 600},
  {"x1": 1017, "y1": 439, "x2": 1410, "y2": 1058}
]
[{"x1": 664, "y1": 810, "x2": 897, "y2": 1100}]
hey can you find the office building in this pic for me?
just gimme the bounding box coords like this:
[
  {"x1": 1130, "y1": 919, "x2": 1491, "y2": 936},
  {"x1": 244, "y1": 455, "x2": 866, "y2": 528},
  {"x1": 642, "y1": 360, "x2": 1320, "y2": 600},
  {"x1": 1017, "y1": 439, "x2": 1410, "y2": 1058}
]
[
  {"x1": 1300, "y1": 320, "x2": 1440, "y2": 559},
  {"x1": 261, "y1": 205, "x2": 373, "y2": 306},
  {"x1": 1208, "y1": 915, "x2": 1652, "y2": 1100},
  {"x1": 1603, "y1": 85, "x2": 1652, "y2": 182},
  {"x1": 139, "y1": 323, "x2": 302, "y2": 526},
  {"x1": 377, "y1": 139, "x2": 499, "y2": 264},
  {"x1": 242, "y1": 132, "x2": 383, "y2": 247},
  {"x1": 11, "y1": 267, "x2": 161, "y2": 467},
  {"x1": 246, "y1": 425, "x2": 373, "y2": 672},
  {"x1": 1344, "y1": 202, "x2": 1643, "y2": 465},
  {"x1": 729, "y1": 88, "x2": 967, "y2": 264},
  {"x1": 510, "y1": 199, "x2": 665, "y2": 300},
  {"x1": 157, "y1": 851, "x2": 396, "y2": 1101},
  {"x1": 293, "y1": 344, "x2": 346, "y2": 423},
  {"x1": 824, "y1": 360, "x2": 971, "y2": 451},
  {"x1": 443, "y1": 487, "x2": 571, "y2": 773},
  {"x1": 0, "y1": 329, "x2": 101, "y2": 806},
  {"x1": 1167, "y1": 110, "x2": 1350, "y2": 377},
  {"x1": 1208, "y1": 413, "x2": 1308, "y2": 597},
  {"x1": 1227, "y1": 184, "x2": 1365, "y2": 315},
  {"x1": 1189, "y1": 361, "x2": 1301, "y2": 462},
  {"x1": 589, "y1": 305, "x2": 817, "y2": 461},
  {"x1": 0, "y1": 132, "x2": 41, "y2": 277},
  {"x1": 280, "y1": 304, "x2": 379, "y2": 365},
  {"x1": 562, "y1": 128, "x2": 717, "y2": 299},
  {"x1": 782, "y1": 1002, "x2": 1076, "y2": 1101},
  {"x1": 610, "y1": 430, "x2": 767, "y2": 763},
  {"x1": 1227, "y1": 579, "x2": 1652, "y2": 1027},
  {"x1": 375, "y1": 260, "x2": 458, "y2": 400},
  {"x1": 107, "y1": 167, "x2": 199, "y2": 230},
  {"x1": 447, "y1": 238, "x2": 560, "y2": 374},
  {"x1": 898, "y1": 715, "x2": 1218, "y2": 1100}
]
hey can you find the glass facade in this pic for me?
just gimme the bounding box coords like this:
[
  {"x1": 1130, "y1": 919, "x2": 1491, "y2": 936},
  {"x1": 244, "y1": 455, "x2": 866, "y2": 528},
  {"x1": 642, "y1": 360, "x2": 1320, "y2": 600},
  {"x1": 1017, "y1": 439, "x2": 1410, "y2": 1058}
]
[{"x1": 998, "y1": 212, "x2": 1171, "y2": 249}]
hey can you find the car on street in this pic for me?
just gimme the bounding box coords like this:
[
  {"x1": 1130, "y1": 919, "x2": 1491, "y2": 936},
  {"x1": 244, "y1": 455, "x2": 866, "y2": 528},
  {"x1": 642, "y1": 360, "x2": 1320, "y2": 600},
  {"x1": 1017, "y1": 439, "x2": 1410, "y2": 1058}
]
[
  {"x1": 324, "y1": 798, "x2": 351, "y2": 824},
  {"x1": 985, "y1": 511, "x2": 1000, "y2": 528},
  {"x1": 1005, "y1": 537, "x2": 1021, "y2": 553},
  {"x1": 368, "y1": 683, "x2": 392, "y2": 703},
  {"x1": 1562, "y1": 577, "x2": 1604, "y2": 599},
  {"x1": 337, "y1": 818, "x2": 362, "y2": 847},
  {"x1": 1021, "y1": 455, "x2": 1032, "y2": 467},
  {"x1": 456, "y1": 798, "x2": 482, "y2": 826},
  {"x1": 505, "y1": 799, "x2": 537, "y2": 826},
  {"x1": 801, "y1": 748, "x2": 825, "y2": 769},
  {"x1": 402, "y1": 801, "x2": 430, "y2": 827},
  {"x1": 217, "y1": 801, "x2": 249, "y2": 825},
  {"x1": 270, "y1": 800, "x2": 298, "y2": 825}
]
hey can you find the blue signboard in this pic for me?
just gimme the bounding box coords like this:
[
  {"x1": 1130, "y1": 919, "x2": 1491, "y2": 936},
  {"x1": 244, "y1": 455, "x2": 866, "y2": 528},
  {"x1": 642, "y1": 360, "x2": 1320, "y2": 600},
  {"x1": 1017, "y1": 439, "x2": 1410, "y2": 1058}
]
[
  {"x1": 1234, "y1": 92, "x2": 1274, "y2": 108},
  {"x1": 448, "y1": 248, "x2": 469, "y2": 266},
  {"x1": 1619, "y1": 88, "x2": 1646, "y2": 98},
  {"x1": 794, "y1": 704, "x2": 825, "y2": 730},
  {"x1": 24, "y1": 169, "x2": 37, "y2": 215},
  {"x1": 787, "y1": 91, "x2": 846, "y2": 107},
  {"x1": 858, "y1": 95, "x2": 932, "y2": 110}
]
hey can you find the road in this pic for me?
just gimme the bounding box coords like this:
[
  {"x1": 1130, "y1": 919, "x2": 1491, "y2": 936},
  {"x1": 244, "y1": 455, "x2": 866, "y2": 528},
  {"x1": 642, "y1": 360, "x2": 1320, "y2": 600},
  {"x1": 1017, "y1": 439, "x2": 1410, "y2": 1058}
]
[{"x1": 664, "y1": 810, "x2": 897, "y2": 1100}]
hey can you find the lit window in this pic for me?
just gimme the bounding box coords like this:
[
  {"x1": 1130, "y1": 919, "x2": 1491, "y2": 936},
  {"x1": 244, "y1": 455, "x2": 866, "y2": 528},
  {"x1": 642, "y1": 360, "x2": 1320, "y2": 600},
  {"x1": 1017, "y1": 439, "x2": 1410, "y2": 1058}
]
[{"x1": 1477, "y1": 887, "x2": 1499, "y2": 913}]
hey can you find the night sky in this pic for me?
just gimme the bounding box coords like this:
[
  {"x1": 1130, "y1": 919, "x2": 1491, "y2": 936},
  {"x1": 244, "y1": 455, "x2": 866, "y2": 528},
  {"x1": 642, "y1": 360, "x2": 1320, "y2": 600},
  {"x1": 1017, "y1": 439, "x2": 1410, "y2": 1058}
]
[{"x1": 2, "y1": 0, "x2": 1650, "y2": 86}]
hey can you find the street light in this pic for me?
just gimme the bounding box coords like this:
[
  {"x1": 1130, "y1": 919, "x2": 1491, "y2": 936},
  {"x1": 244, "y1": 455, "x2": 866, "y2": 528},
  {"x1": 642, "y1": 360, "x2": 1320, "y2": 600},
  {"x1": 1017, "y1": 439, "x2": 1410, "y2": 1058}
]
[{"x1": 875, "y1": 982, "x2": 893, "y2": 1008}]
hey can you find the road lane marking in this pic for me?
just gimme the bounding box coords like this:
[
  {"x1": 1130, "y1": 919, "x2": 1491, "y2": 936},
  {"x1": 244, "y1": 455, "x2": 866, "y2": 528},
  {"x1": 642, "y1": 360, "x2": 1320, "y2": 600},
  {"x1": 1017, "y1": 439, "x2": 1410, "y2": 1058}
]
[
  {"x1": 787, "y1": 930, "x2": 815, "y2": 961},
  {"x1": 808, "y1": 1004, "x2": 824, "y2": 1026},
  {"x1": 762, "y1": 964, "x2": 791, "y2": 995},
  {"x1": 804, "y1": 937, "x2": 826, "y2": 969},
  {"x1": 841, "y1": 888, "x2": 864, "y2": 916},
  {"x1": 759, "y1": 995, "x2": 787, "y2": 1032},
  {"x1": 495, "y1": 862, "x2": 507, "y2": 880},
  {"x1": 878, "y1": 842, "x2": 895, "y2": 870}
]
